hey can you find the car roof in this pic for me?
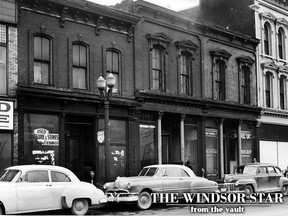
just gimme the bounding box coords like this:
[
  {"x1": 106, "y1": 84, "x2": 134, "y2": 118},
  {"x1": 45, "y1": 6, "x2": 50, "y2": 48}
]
[
  {"x1": 239, "y1": 163, "x2": 278, "y2": 167},
  {"x1": 143, "y1": 164, "x2": 195, "y2": 175},
  {"x1": 5, "y1": 165, "x2": 79, "y2": 181}
]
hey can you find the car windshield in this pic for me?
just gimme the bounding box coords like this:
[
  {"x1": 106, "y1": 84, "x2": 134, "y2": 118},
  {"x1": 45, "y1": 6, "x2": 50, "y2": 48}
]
[
  {"x1": 138, "y1": 167, "x2": 158, "y2": 176},
  {"x1": 0, "y1": 169, "x2": 21, "y2": 182}
]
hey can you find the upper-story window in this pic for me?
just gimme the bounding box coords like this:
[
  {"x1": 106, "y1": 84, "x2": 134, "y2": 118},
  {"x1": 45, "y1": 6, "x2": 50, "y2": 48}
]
[
  {"x1": 73, "y1": 43, "x2": 87, "y2": 89},
  {"x1": 241, "y1": 66, "x2": 251, "y2": 104},
  {"x1": 280, "y1": 75, "x2": 286, "y2": 109},
  {"x1": 215, "y1": 60, "x2": 226, "y2": 100},
  {"x1": 265, "y1": 72, "x2": 272, "y2": 108},
  {"x1": 179, "y1": 52, "x2": 192, "y2": 95},
  {"x1": 0, "y1": 24, "x2": 7, "y2": 95},
  {"x1": 106, "y1": 49, "x2": 120, "y2": 93},
  {"x1": 146, "y1": 32, "x2": 173, "y2": 92},
  {"x1": 210, "y1": 49, "x2": 231, "y2": 101},
  {"x1": 152, "y1": 45, "x2": 164, "y2": 91},
  {"x1": 176, "y1": 40, "x2": 198, "y2": 96},
  {"x1": 278, "y1": 27, "x2": 285, "y2": 60},
  {"x1": 34, "y1": 35, "x2": 51, "y2": 85},
  {"x1": 264, "y1": 22, "x2": 271, "y2": 56}
]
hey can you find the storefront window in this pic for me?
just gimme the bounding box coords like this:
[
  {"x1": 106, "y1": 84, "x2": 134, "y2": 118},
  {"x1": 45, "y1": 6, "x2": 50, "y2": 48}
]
[
  {"x1": 24, "y1": 114, "x2": 59, "y2": 165},
  {"x1": 184, "y1": 125, "x2": 198, "y2": 171},
  {"x1": 206, "y1": 128, "x2": 219, "y2": 177},
  {"x1": 140, "y1": 124, "x2": 156, "y2": 167},
  {"x1": 98, "y1": 119, "x2": 127, "y2": 183},
  {"x1": 241, "y1": 131, "x2": 253, "y2": 164},
  {"x1": 0, "y1": 133, "x2": 12, "y2": 173}
]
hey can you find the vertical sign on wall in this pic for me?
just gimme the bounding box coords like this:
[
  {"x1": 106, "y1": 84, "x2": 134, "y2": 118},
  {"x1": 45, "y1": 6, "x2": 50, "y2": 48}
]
[{"x1": 0, "y1": 100, "x2": 14, "y2": 130}]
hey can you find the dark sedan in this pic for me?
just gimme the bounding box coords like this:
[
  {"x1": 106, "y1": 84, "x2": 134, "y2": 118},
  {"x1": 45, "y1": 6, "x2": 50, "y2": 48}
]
[{"x1": 224, "y1": 163, "x2": 288, "y2": 198}]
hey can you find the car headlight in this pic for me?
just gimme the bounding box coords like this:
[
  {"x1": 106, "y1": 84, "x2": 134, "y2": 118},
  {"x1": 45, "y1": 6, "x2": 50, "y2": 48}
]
[
  {"x1": 235, "y1": 181, "x2": 239, "y2": 187},
  {"x1": 103, "y1": 184, "x2": 107, "y2": 190},
  {"x1": 127, "y1": 182, "x2": 132, "y2": 189}
]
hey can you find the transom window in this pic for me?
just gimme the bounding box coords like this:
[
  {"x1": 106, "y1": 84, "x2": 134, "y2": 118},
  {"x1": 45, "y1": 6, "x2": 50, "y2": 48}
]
[
  {"x1": 34, "y1": 35, "x2": 51, "y2": 85},
  {"x1": 73, "y1": 43, "x2": 87, "y2": 89},
  {"x1": 106, "y1": 49, "x2": 120, "y2": 93}
]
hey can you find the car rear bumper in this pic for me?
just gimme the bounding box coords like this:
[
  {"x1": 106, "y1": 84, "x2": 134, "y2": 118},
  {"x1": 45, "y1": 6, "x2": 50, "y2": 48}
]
[{"x1": 106, "y1": 192, "x2": 139, "y2": 202}]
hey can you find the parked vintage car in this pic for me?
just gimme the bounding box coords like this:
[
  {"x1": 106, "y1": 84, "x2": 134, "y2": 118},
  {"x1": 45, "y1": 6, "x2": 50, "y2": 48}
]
[
  {"x1": 0, "y1": 165, "x2": 107, "y2": 215},
  {"x1": 223, "y1": 163, "x2": 288, "y2": 197},
  {"x1": 103, "y1": 164, "x2": 219, "y2": 210}
]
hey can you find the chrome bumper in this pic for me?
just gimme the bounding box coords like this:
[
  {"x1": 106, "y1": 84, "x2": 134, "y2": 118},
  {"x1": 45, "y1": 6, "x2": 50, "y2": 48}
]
[{"x1": 106, "y1": 192, "x2": 139, "y2": 202}]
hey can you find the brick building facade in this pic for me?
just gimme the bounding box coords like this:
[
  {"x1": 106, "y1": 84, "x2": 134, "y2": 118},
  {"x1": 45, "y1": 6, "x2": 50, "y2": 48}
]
[
  {"x1": 15, "y1": 0, "x2": 261, "y2": 185},
  {"x1": 0, "y1": 0, "x2": 18, "y2": 173}
]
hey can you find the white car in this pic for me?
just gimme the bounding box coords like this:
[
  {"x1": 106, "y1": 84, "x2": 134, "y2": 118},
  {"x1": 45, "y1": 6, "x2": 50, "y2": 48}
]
[{"x1": 0, "y1": 165, "x2": 107, "y2": 215}]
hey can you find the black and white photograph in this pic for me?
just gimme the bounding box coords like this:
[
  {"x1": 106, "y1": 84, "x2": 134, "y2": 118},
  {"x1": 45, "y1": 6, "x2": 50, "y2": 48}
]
[{"x1": 1, "y1": 0, "x2": 288, "y2": 215}]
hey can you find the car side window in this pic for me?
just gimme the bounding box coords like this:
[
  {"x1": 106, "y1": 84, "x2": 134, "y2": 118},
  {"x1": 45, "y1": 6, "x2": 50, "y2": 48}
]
[
  {"x1": 24, "y1": 170, "x2": 49, "y2": 182},
  {"x1": 164, "y1": 168, "x2": 180, "y2": 177},
  {"x1": 267, "y1": 166, "x2": 276, "y2": 174},
  {"x1": 275, "y1": 167, "x2": 282, "y2": 174},
  {"x1": 257, "y1": 166, "x2": 267, "y2": 174},
  {"x1": 51, "y1": 171, "x2": 71, "y2": 182},
  {"x1": 180, "y1": 169, "x2": 189, "y2": 177}
]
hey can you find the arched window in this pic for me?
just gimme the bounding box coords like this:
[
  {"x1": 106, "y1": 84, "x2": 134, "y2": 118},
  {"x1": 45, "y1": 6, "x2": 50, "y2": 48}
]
[
  {"x1": 264, "y1": 23, "x2": 271, "y2": 55},
  {"x1": 278, "y1": 27, "x2": 285, "y2": 60},
  {"x1": 106, "y1": 49, "x2": 120, "y2": 93},
  {"x1": 265, "y1": 72, "x2": 272, "y2": 107},
  {"x1": 34, "y1": 35, "x2": 51, "y2": 85},
  {"x1": 280, "y1": 75, "x2": 286, "y2": 109},
  {"x1": 180, "y1": 51, "x2": 193, "y2": 95},
  {"x1": 72, "y1": 43, "x2": 88, "y2": 89}
]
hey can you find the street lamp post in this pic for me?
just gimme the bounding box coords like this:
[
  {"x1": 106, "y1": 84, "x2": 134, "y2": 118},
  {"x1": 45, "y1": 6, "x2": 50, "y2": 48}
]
[{"x1": 96, "y1": 73, "x2": 116, "y2": 182}]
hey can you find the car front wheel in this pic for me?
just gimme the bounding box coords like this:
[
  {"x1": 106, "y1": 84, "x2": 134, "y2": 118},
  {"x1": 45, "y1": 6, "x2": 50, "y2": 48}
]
[
  {"x1": 0, "y1": 205, "x2": 3, "y2": 215},
  {"x1": 244, "y1": 185, "x2": 253, "y2": 199},
  {"x1": 71, "y1": 198, "x2": 89, "y2": 215},
  {"x1": 282, "y1": 185, "x2": 288, "y2": 196},
  {"x1": 137, "y1": 191, "x2": 152, "y2": 210}
]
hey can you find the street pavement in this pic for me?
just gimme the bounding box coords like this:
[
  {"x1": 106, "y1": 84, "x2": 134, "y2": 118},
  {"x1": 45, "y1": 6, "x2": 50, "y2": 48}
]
[{"x1": 27, "y1": 196, "x2": 288, "y2": 215}]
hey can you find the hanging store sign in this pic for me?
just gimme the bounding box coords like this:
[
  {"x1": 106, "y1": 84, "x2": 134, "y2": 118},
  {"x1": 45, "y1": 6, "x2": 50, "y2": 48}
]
[
  {"x1": 97, "y1": 130, "x2": 104, "y2": 143},
  {"x1": 0, "y1": 100, "x2": 13, "y2": 130}
]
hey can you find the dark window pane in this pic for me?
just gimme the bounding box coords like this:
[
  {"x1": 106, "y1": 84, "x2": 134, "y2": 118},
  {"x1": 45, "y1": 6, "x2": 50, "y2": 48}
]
[
  {"x1": 34, "y1": 36, "x2": 41, "y2": 60},
  {"x1": 73, "y1": 44, "x2": 80, "y2": 66},
  {"x1": 79, "y1": 45, "x2": 87, "y2": 67},
  {"x1": 106, "y1": 51, "x2": 112, "y2": 72},
  {"x1": 42, "y1": 37, "x2": 50, "y2": 61}
]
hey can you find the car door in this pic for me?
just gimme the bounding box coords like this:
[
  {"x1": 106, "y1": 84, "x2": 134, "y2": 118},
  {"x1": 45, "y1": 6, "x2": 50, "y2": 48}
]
[
  {"x1": 267, "y1": 166, "x2": 282, "y2": 191},
  {"x1": 16, "y1": 170, "x2": 53, "y2": 212},
  {"x1": 255, "y1": 166, "x2": 269, "y2": 191},
  {"x1": 50, "y1": 170, "x2": 73, "y2": 209},
  {"x1": 162, "y1": 167, "x2": 186, "y2": 196}
]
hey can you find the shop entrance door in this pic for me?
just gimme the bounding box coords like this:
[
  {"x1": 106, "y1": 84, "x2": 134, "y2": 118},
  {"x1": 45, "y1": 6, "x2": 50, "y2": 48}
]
[{"x1": 65, "y1": 124, "x2": 95, "y2": 182}]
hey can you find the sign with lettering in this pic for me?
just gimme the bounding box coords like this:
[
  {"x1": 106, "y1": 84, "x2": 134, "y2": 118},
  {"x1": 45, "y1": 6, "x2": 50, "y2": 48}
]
[{"x1": 0, "y1": 100, "x2": 13, "y2": 130}]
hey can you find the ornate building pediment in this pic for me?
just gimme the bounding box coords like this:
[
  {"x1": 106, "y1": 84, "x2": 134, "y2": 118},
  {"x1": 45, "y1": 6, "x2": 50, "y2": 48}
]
[
  {"x1": 237, "y1": 55, "x2": 255, "y2": 67},
  {"x1": 210, "y1": 49, "x2": 232, "y2": 60},
  {"x1": 276, "y1": 18, "x2": 288, "y2": 27},
  {"x1": 175, "y1": 40, "x2": 198, "y2": 57},
  {"x1": 146, "y1": 32, "x2": 173, "y2": 44},
  {"x1": 260, "y1": 12, "x2": 277, "y2": 22},
  {"x1": 261, "y1": 62, "x2": 278, "y2": 71},
  {"x1": 278, "y1": 65, "x2": 288, "y2": 74}
]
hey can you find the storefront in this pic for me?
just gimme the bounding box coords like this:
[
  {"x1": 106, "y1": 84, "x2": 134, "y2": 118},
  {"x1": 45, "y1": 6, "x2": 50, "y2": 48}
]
[{"x1": 0, "y1": 100, "x2": 14, "y2": 173}]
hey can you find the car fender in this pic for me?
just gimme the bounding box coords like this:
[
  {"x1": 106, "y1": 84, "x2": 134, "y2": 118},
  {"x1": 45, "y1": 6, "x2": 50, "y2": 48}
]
[
  {"x1": 189, "y1": 179, "x2": 218, "y2": 193},
  {"x1": 279, "y1": 177, "x2": 288, "y2": 188},
  {"x1": 236, "y1": 179, "x2": 257, "y2": 191},
  {"x1": 61, "y1": 183, "x2": 104, "y2": 208}
]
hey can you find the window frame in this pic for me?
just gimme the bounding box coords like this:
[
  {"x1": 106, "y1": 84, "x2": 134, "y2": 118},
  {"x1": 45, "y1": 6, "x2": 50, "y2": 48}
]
[
  {"x1": 72, "y1": 42, "x2": 88, "y2": 90},
  {"x1": 0, "y1": 24, "x2": 7, "y2": 95},
  {"x1": 265, "y1": 72, "x2": 273, "y2": 108},
  {"x1": 215, "y1": 59, "x2": 226, "y2": 101},
  {"x1": 106, "y1": 48, "x2": 121, "y2": 94},
  {"x1": 280, "y1": 75, "x2": 286, "y2": 110},
  {"x1": 33, "y1": 34, "x2": 52, "y2": 85},
  {"x1": 179, "y1": 51, "x2": 193, "y2": 95},
  {"x1": 151, "y1": 45, "x2": 165, "y2": 91},
  {"x1": 264, "y1": 22, "x2": 272, "y2": 56},
  {"x1": 278, "y1": 27, "x2": 285, "y2": 60}
]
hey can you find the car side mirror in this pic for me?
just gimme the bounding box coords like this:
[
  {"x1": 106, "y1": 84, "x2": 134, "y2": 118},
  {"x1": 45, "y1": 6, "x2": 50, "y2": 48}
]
[{"x1": 17, "y1": 177, "x2": 24, "y2": 183}]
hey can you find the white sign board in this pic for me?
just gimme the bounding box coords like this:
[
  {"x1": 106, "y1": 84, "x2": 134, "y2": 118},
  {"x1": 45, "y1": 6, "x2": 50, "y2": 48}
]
[{"x1": 0, "y1": 100, "x2": 14, "y2": 130}]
